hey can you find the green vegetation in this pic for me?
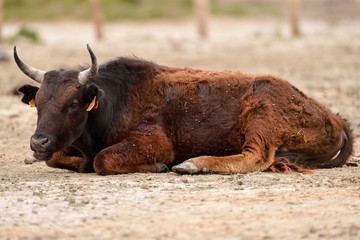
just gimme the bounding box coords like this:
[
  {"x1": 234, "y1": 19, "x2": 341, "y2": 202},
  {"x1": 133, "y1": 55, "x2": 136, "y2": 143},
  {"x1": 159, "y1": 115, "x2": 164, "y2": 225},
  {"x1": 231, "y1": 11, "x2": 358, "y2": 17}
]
[
  {"x1": 7, "y1": 25, "x2": 40, "y2": 43},
  {"x1": 4, "y1": 0, "x2": 281, "y2": 21},
  {"x1": 212, "y1": 1, "x2": 281, "y2": 17}
]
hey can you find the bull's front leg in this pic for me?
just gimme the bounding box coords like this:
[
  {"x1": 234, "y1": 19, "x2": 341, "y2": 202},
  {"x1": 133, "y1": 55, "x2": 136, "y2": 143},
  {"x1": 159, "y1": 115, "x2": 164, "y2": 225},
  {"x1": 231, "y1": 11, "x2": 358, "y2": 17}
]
[
  {"x1": 24, "y1": 146, "x2": 93, "y2": 173},
  {"x1": 45, "y1": 146, "x2": 93, "y2": 173},
  {"x1": 93, "y1": 132, "x2": 174, "y2": 175}
]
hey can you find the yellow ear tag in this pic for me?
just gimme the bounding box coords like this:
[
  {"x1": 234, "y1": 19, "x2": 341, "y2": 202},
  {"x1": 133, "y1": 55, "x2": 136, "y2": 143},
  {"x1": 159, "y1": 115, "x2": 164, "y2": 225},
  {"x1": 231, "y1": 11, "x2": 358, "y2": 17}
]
[
  {"x1": 29, "y1": 99, "x2": 36, "y2": 108},
  {"x1": 86, "y1": 96, "x2": 98, "y2": 111}
]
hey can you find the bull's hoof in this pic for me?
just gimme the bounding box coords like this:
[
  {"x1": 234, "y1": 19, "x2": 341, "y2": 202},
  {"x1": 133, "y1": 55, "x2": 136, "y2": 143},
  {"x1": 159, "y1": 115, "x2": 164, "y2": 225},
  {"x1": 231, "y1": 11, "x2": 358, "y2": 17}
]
[
  {"x1": 172, "y1": 161, "x2": 200, "y2": 174},
  {"x1": 155, "y1": 163, "x2": 170, "y2": 173}
]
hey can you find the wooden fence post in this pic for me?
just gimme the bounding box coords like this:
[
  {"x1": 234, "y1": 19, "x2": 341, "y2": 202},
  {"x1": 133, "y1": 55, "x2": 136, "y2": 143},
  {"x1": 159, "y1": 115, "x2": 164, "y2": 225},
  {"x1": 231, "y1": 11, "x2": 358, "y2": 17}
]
[
  {"x1": 0, "y1": 0, "x2": 3, "y2": 42},
  {"x1": 195, "y1": 0, "x2": 209, "y2": 39},
  {"x1": 91, "y1": 0, "x2": 104, "y2": 41},
  {"x1": 290, "y1": 0, "x2": 301, "y2": 36}
]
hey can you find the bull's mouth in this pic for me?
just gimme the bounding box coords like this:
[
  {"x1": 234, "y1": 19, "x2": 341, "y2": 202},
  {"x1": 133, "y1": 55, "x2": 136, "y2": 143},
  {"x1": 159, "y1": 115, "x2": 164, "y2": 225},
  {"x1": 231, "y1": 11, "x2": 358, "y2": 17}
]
[{"x1": 33, "y1": 150, "x2": 53, "y2": 161}]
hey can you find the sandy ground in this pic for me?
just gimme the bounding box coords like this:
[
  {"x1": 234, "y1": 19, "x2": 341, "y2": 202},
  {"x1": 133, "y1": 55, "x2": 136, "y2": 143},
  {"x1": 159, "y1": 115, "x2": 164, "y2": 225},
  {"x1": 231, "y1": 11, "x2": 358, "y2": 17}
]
[{"x1": 0, "y1": 18, "x2": 360, "y2": 239}]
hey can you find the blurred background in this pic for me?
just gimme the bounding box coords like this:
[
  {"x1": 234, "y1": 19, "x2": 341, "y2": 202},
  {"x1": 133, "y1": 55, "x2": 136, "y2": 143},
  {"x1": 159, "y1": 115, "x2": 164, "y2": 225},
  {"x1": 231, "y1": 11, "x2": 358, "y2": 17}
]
[
  {"x1": 0, "y1": 0, "x2": 359, "y2": 124},
  {"x1": 2, "y1": 0, "x2": 360, "y2": 44}
]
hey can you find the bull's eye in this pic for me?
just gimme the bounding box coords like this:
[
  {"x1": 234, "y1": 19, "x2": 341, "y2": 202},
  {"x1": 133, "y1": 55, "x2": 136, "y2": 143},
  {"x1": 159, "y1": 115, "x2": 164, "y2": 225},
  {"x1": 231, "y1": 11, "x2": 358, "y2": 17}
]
[{"x1": 70, "y1": 99, "x2": 79, "y2": 109}]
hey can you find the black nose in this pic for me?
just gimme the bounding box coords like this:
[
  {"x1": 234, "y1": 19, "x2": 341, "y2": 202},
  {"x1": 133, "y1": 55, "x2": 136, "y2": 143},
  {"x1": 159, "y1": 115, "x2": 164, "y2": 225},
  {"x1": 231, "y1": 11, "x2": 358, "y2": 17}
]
[{"x1": 30, "y1": 135, "x2": 51, "y2": 151}]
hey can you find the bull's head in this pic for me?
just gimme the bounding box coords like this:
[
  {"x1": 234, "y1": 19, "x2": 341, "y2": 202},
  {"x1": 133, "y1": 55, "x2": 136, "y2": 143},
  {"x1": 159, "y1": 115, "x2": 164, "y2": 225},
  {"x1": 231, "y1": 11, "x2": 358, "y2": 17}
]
[{"x1": 15, "y1": 45, "x2": 102, "y2": 160}]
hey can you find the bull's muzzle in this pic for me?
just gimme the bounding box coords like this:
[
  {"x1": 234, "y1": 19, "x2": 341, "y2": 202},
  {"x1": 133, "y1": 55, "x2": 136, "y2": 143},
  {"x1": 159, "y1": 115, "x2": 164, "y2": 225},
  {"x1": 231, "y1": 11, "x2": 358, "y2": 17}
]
[{"x1": 30, "y1": 135, "x2": 52, "y2": 160}]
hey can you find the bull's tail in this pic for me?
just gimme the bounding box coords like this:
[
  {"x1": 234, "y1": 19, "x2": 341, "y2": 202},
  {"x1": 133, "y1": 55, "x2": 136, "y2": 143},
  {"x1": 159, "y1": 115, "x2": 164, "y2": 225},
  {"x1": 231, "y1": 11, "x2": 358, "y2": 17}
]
[{"x1": 269, "y1": 119, "x2": 354, "y2": 173}]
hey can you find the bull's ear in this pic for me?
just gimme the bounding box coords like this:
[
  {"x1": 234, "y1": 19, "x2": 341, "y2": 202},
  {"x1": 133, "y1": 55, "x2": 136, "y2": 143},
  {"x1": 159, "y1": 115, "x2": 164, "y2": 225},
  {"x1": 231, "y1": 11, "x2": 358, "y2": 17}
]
[
  {"x1": 17, "y1": 84, "x2": 39, "y2": 107},
  {"x1": 84, "y1": 84, "x2": 103, "y2": 111}
]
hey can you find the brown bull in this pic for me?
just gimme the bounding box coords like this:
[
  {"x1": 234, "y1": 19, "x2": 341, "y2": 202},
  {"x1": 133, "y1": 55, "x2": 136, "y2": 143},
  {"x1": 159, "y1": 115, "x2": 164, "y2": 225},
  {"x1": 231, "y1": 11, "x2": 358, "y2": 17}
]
[{"x1": 15, "y1": 45, "x2": 353, "y2": 175}]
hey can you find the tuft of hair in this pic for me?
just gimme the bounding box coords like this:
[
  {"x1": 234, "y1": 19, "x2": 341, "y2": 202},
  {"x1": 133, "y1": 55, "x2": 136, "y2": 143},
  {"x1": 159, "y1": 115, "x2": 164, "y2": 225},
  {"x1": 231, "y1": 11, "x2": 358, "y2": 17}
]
[
  {"x1": 122, "y1": 54, "x2": 157, "y2": 64},
  {"x1": 267, "y1": 157, "x2": 313, "y2": 173}
]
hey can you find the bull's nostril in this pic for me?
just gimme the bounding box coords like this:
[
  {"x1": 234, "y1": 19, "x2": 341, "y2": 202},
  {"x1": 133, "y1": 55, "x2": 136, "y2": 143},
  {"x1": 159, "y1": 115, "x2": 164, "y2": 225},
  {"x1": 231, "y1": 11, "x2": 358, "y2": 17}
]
[
  {"x1": 39, "y1": 138, "x2": 49, "y2": 145},
  {"x1": 31, "y1": 136, "x2": 50, "y2": 148}
]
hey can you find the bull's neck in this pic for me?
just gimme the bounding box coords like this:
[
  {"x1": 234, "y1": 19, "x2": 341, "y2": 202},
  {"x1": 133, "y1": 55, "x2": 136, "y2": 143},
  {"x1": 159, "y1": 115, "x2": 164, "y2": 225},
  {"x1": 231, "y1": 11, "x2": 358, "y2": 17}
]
[{"x1": 87, "y1": 96, "x2": 114, "y2": 144}]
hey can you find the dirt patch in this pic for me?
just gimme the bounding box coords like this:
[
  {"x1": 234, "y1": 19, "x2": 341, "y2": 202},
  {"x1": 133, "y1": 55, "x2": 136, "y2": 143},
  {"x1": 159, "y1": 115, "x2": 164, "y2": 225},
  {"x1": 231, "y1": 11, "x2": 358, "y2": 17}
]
[{"x1": 1, "y1": 18, "x2": 360, "y2": 239}]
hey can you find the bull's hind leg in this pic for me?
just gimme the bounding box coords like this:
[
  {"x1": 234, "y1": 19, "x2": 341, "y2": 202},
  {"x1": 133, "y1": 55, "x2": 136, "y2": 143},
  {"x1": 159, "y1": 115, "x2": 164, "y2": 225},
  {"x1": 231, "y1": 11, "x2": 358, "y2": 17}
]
[
  {"x1": 93, "y1": 131, "x2": 174, "y2": 175},
  {"x1": 173, "y1": 118, "x2": 278, "y2": 174}
]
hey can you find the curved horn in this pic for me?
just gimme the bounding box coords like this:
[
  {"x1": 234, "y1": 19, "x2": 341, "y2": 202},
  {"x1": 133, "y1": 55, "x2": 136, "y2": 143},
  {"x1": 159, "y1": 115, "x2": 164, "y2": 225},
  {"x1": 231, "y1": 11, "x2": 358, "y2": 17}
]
[
  {"x1": 13, "y1": 46, "x2": 45, "y2": 84},
  {"x1": 78, "y1": 44, "x2": 98, "y2": 85}
]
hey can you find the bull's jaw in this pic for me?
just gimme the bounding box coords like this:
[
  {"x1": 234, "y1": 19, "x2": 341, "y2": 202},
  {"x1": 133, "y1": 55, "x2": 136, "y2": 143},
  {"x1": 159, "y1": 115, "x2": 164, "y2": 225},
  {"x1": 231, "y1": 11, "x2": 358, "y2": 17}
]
[{"x1": 33, "y1": 150, "x2": 53, "y2": 161}]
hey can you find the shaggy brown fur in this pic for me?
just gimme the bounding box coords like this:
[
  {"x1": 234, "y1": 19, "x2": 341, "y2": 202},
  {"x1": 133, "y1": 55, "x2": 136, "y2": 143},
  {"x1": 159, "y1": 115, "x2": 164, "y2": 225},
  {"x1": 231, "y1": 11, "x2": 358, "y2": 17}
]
[{"x1": 17, "y1": 52, "x2": 353, "y2": 175}]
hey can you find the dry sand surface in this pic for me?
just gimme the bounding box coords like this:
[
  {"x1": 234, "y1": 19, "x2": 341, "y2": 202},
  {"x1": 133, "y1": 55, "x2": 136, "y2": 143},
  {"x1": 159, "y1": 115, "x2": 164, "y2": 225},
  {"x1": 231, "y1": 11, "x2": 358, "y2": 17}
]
[{"x1": 0, "y1": 18, "x2": 360, "y2": 239}]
